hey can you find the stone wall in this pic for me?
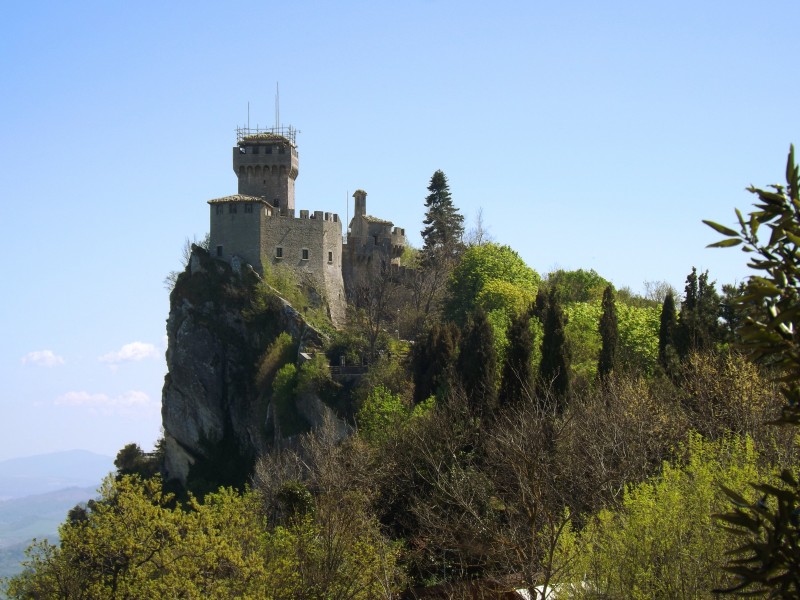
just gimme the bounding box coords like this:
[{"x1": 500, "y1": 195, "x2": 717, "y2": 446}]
[
  {"x1": 262, "y1": 210, "x2": 346, "y2": 327},
  {"x1": 208, "y1": 196, "x2": 268, "y2": 273}
]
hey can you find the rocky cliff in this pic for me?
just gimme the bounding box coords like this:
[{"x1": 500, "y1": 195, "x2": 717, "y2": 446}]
[{"x1": 161, "y1": 247, "x2": 344, "y2": 490}]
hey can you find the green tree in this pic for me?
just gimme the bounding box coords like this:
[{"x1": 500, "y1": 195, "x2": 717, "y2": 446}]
[
  {"x1": 564, "y1": 301, "x2": 602, "y2": 382},
  {"x1": 6, "y1": 476, "x2": 271, "y2": 598},
  {"x1": 457, "y1": 308, "x2": 498, "y2": 416},
  {"x1": 6, "y1": 474, "x2": 403, "y2": 599},
  {"x1": 562, "y1": 434, "x2": 763, "y2": 598},
  {"x1": 499, "y1": 307, "x2": 535, "y2": 406},
  {"x1": 546, "y1": 268, "x2": 611, "y2": 304},
  {"x1": 538, "y1": 289, "x2": 571, "y2": 405},
  {"x1": 420, "y1": 170, "x2": 464, "y2": 263},
  {"x1": 676, "y1": 267, "x2": 723, "y2": 357},
  {"x1": 411, "y1": 322, "x2": 460, "y2": 404},
  {"x1": 114, "y1": 442, "x2": 160, "y2": 479},
  {"x1": 658, "y1": 291, "x2": 679, "y2": 373},
  {"x1": 597, "y1": 285, "x2": 618, "y2": 381},
  {"x1": 445, "y1": 243, "x2": 540, "y2": 324},
  {"x1": 704, "y1": 145, "x2": 800, "y2": 595},
  {"x1": 617, "y1": 303, "x2": 661, "y2": 375},
  {"x1": 357, "y1": 385, "x2": 407, "y2": 445}
]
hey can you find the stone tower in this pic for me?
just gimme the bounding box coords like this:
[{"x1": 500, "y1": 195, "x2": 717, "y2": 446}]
[{"x1": 232, "y1": 126, "x2": 299, "y2": 213}]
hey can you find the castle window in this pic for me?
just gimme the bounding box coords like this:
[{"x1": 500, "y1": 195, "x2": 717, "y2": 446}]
[
  {"x1": 278, "y1": 146, "x2": 285, "y2": 155},
  {"x1": 301, "y1": 248, "x2": 309, "y2": 260},
  {"x1": 215, "y1": 205, "x2": 223, "y2": 215},
  {"x1": 244, "y1": 203, "x2": 253, "y2": 214},
  {"x1": 266, "y1": 146, "x2": 273, "y2": 154},
  {"x1": 229, "y1": 204, "x2": 237, "y2": 214},
  {"x1": 275, "y1": 247, "x2": 283, "y2": 258},
  {"x1": 273, "y1": 198, "x2": 280, "y2": 207},
  {"x1": 216, "y1": 245, "x2": 223, "y2": 257},
  {"x1": 328, "y1": 251, "x2": 333, "y2": 264},
  {"x1": 252, "y1": 145, "x2": 259, "y2": 154}
]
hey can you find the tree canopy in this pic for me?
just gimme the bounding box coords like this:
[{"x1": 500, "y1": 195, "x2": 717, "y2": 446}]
[{"x1": 445, "y1": 243, "x2": 540, "y2": 324}]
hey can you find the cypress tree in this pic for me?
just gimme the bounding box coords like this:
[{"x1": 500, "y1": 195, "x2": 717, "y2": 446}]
[
  {"x1": 696, "y1": 270, "x2": 723, "y2": 348},
  {"x1": 420, "y1": 170, "x2": 464, "y2": 263},
  {"x1": 499, "y1": 307, "x2": 535, "y2": 406},
  {"x1": 457, "y1": 308, "x2": 497, "y2": 416},
  {"x1": 538, "y1": 288, "x2": 570, "y2": 407},
  {"x1": 597, "y1": 285, "x2": 618, "y2": 380},
  {"x1": 676, "y1": 267, "x2": 722, "y2": 357},
  {"x1": 659, "y1": 291, "x2": 678, "y2": 373},
  {"x1": 532, "y1": 287, "x2": 549, "y2": 321},
  {"x1": 411, "y1": 322, "x2": 460, "y2": 404}
]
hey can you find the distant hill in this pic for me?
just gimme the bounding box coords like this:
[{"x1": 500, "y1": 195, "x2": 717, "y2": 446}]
[
  {"x1": 0, "y1": 485, "x2": 100, "y2": 580},
  {"x1": 0, "y1": 450, "x2": 113, "y2": 500}
]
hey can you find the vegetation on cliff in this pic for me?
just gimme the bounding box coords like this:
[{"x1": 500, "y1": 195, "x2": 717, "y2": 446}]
[{"x1": 6, "y1": 156, "x2": 800, "y2": 598}]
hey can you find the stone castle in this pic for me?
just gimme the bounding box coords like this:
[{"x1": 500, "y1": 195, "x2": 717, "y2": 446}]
[{"x1": 207, "y1": 125, "x2": 406, "y2": 326}]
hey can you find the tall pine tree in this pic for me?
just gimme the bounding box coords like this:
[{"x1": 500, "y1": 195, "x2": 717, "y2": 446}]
[
  {"x1": 420, "y1": 170, "x2": 464, "y2": 262},
  {"x1": 597, "y1": 285, "x2": 618, "y2": 380}
]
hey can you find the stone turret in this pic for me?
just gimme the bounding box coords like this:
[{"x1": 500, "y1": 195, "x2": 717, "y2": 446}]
[
  {"x1": 342, "y1": 189, "x2": 406, "y2": 294},
  {"x1": 353, "y1": 189, "x2": 367, "y2": 218},
  {"x1": 233, "y1": 126, "x2": 299, "y2": 213}
]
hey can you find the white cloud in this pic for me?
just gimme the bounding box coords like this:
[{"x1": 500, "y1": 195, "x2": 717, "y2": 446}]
[
  {"x1": 98, "y1": 342, "x2": 158, "y2": 364},
  {"x1": 21, "y1": 350, "x2": 65, "y2": 367},
  {"x1": 55, "y1": 390, "x2": 158, "y2": 417}
]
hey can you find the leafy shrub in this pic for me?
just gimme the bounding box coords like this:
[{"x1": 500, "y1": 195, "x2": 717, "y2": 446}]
[
  {"x1": 256, "y1": 332, "x2": 296, "y2": 391},
  {"x1": 561, "y1": 433, "x2": 764, "y2": 598}
]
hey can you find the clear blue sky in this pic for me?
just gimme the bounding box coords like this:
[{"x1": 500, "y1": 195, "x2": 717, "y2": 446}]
[{"x1": 1, "y1": 1, "x2": 798, "y2": 461}]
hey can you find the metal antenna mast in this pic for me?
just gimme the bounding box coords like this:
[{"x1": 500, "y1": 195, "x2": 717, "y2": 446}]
[
  {"x1": 275, "y1": 83, "x2": 280, "y2": 129},
  {"x1": 247, "y1": 101, "x2": 250, "y2": 130}
]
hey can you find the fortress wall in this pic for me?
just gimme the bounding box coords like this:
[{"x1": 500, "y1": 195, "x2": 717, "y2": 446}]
[{"x1": 262, "y1": 212, "x2": 346, "y2": 327}]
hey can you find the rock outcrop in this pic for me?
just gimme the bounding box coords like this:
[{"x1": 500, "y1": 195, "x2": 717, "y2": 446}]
[{"x1": 161, "y1": 246, "x2": 340, "y2": 487}]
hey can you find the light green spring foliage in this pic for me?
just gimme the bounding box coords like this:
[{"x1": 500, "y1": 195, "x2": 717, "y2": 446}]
[
  {"x1": 564, "y1": 301, "x2": 660, "y2": 381},
  {"x1": 297, "y1": 353, "x2": 332, "y2": 394},
  {"x1": 546, "y1": 268, "x2": 610, "y2": 304},
  {"x1": 446, "y1": 243, "x2": 539, "y2": 324},
  {"x1": 559, "y1": 433, "x2": 764, "y2": 599},
  {"x1": 6, "y1": 477, "x2": 271, "y2": 599},
  {"x1": 478, "y1": 279, "x2": 532, "y2": 364},
  {"x1": 267, "y1": 493, "x2": 402, "y2": 599},
  {"x1": 445, "y1": 243, "x2": 539, "y2": 369},
  {"x1": 256, "y1": 331, "x2": 295, "y2": 391},
  {"x1": 564, "y1": 302, "x2": 603, "y2": 381},
  {"x1": 5, "y1": 476, "x2": 401, "y2": 599},
  {"x1": 616, "y1": 303, "x2": 661, "y2": 375},
  {"x1": 273, "y1": 363, "x2": 298, "y2": 400},
  {"x1": 356, "y1": 386, "x2": 434, "y2": 445}
]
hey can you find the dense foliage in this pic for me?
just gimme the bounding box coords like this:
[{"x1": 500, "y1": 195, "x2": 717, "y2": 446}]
[{"x1": 9, "y1": 158, "x2": 800, "y2": 598}]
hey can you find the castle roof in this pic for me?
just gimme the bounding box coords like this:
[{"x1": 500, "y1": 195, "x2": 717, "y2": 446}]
[{"x1": 207, "y1": 194, "x2": 268, "y2": 204}]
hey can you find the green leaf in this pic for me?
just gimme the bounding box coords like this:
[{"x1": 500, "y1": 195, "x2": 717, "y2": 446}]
[
  {"x1": 703, "y1": 219, "x2": 740, "y2": 237},
  {"x1": 708, "y1": 238, "x2": 743, "y2": 248}
]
